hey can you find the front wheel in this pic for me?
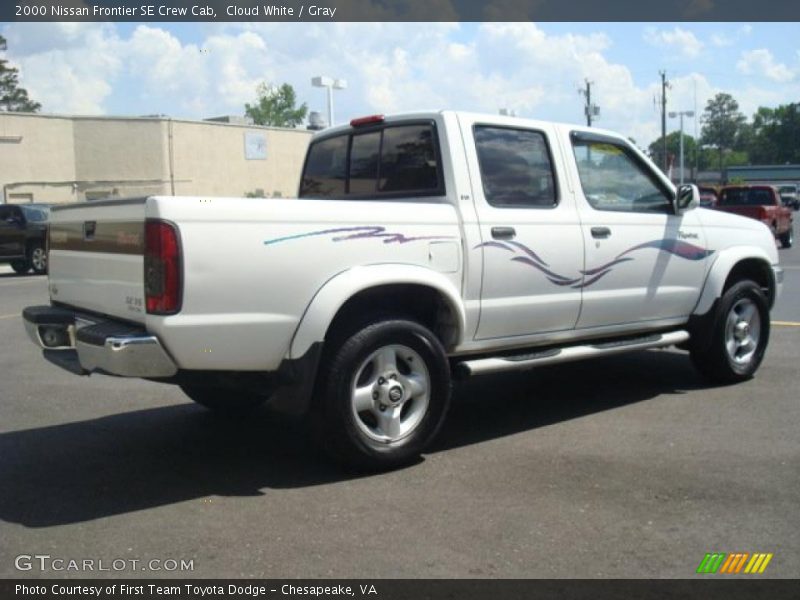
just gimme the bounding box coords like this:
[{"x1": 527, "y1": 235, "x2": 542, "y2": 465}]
[
  {"x1": 690, "y1": 280, "x2": 770, "y2": 384},
  {"x1": 313, "y1": 318, "x2": 451, "y2": 471}
]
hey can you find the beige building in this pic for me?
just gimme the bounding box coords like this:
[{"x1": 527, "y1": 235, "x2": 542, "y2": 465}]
[{"x1": 0, "y1": 112, "x2": 313, "y2": 204}]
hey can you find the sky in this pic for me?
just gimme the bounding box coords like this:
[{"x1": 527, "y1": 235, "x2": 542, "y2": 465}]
[{"x1": 1, "y1": 21, "x2": 799, "y2": 147}]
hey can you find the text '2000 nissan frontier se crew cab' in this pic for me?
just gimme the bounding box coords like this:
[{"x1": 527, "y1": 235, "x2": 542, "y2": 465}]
[{"x1": 23, "y1": 111, "x2": 783, "y2": 469}]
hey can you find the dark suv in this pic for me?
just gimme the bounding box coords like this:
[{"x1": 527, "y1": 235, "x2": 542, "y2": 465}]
[{"x1": 0, "y1": 203, "x2": 50, "y2": 275}]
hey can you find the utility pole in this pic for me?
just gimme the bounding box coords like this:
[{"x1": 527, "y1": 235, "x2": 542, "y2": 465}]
[
  {"x1": 660, "y1": 70, "x2": 669, "y2": 173},
  {"x1": 585, "y1": 79, "x2": 592, "y2": 126},
  {"x1": 579, "y1": 79, "x2": 597, "y2": 127}
]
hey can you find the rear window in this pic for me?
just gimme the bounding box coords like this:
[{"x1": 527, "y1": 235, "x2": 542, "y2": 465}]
[
  {"x1": 299, "y1": 122, "x2": 443, "y2": 199},
  {"x1": 720, "y1": 188, "x2": 774, "y2": 206}
]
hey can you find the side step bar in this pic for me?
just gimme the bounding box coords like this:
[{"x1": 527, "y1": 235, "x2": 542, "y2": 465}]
[{"x1": 456, "y1": 330, "x2": 690, "y2": 378}]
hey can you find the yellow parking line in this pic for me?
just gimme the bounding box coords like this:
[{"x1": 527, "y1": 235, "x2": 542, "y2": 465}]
[
  {"x1": 772, "y1": 321, "x2": 800, "y2": 327},
  {"x1": 0, "y1": 314, "x2": 19, "y2": 320}
]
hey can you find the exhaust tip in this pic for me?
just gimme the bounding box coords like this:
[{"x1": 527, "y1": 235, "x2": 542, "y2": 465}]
[{"x1": 39, "y1": 325, "x2": 72, "y2": 348}]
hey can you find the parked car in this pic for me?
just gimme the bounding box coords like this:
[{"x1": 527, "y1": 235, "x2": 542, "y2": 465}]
[
  {"x1": 0, "y1": 203, "x2": 50, "y2": 274},
  {"x1": 22, "y1": 111, "x2": 782, "y2": 470},
  {"x1": 777, "y1": 184, "x2": 799, "y2": 211},
  {"x1": 715, "y1": 185, "x2": 793, "y2": 248},
  {"x1": 698, "y1": 186, "x2": 719, "y2": 208}
]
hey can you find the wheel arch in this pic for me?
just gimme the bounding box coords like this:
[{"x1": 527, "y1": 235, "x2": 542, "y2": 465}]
[
  {"x1": 288, "y1": 265, "x2": 466, "y2": 360},
  {"x1": 693, "y1": 247, "x2": 777, "y2": 315}
]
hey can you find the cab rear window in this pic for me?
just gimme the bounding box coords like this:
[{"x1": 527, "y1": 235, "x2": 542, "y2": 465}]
[{"x1": 299, "y1": 122, "x2": 443, "y2": 199}]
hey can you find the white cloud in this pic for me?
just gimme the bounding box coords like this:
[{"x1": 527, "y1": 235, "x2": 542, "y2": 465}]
[
  {"x1": 711, "y1": 33, "x2": 732, "y2": 47},
  {"x1": 643, "y1": 26, "x2": 704, "y2": 58},
  {"x1": 3, "y1": 21, "x2": 799, "y2": 150},
  {"x1": 3, "y1": 23, "x2": 121, "y2": 113},
  {"x1": 737, "y1": 49, "x2": 795, "y2": 83}
]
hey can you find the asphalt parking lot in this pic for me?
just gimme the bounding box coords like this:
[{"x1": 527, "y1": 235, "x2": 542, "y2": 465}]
[{"x1": 0, "y1": 243, "x2": 798, "y2": 579}]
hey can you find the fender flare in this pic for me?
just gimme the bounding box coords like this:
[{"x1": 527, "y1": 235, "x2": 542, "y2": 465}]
[
  {"x1": 288, "y1": 264, "x2": 467, "y2": 360},
  {"x1": 693, "y1": 246, "x2": 776, "y2": 316}
]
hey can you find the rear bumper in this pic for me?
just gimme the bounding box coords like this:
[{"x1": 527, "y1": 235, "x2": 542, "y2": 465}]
[{"x1": 22, "y1": 305, "x2": 178, "y2": 378}]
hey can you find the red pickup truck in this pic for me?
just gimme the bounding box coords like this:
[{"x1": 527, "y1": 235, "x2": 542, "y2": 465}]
[{"x1": 716, "y1": 185, "x2": 793, "y2": 248}]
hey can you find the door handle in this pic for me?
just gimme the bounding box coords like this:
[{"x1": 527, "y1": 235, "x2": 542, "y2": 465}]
[
  {"x1": 591, "y1": 226, "x2": 611, "y2": 239},
  {"x1": 491, "y1": 226, "x2": 516, "y2": 240}
]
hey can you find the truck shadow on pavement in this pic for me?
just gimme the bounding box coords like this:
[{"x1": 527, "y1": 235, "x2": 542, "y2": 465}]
[{"x1": 0, "y1": 350, "x2": 711, "y2": 527}]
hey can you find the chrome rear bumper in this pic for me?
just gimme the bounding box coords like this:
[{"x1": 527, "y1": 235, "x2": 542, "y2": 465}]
[{"x1": 23, "y1": 305, "x2": 178, "y2": 378}]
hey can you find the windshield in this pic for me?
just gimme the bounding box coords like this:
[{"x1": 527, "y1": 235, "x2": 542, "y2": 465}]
[
  {"x1": 19, "y1": 205, "x2": 50, "y2": 222},
  {"x1": 778, "y1": 186, "x2": 796, "y2": 195}
]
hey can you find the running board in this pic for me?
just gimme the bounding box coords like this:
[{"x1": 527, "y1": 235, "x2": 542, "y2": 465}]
[{"x1": 455, "y1": 330, "x2": 690, "y2": 378}]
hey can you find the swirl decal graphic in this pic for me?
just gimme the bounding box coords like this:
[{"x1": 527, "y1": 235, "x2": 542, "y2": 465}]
[
  {"x1": 477, "y1": 238, "x2": 713, "y2": 289},
  {"x1": 265, "y1": 226, "x2": 456, "y2": 246}
]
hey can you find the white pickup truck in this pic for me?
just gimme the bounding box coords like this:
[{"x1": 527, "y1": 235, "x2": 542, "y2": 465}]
[{"x1": 23, "y1": 111, "x2": 782, "y2": 469}]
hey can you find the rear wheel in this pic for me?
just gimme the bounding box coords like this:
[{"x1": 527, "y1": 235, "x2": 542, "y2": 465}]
[
  {"x1": 313, "y1": 317, "x2": 451, "y2": 471},
  {"x1": 690, "y1": 280, "x2": 769, "y2": 383},
  {"x1": 180, "y1": 385, "x2": 269, "y2": 416},
  {"x1": 10, "y1": 259, "x2": 30, "y2": 274},
  {"x1": 29, "y1": 243, "x2": 47, "y2": 274},
  {"x1": 779, "y1": 225, "x2": 793, "y2": 249}
]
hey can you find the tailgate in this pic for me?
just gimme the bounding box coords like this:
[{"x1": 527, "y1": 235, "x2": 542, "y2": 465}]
[{"x1": 48, "y1": 198, "x2": 147, "y2": 323}]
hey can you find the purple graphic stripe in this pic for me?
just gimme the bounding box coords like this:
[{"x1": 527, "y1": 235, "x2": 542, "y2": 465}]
[
  {"x1": 265, "y1": 226, "x2": 455, "y2": 246},
  {"x1": 574, "y1": 270, "x2": 612, "y2": 288},
  {"x1": 507, "y1": 241, "x2": 549, "y2": 266},
  {"x1": 479, "y1": 237, "x2": 714, "y2": 290},
  {"x1": 618, "y1": 239, "x2": 714, "y2": 261},
  {"x1": 475, "y1": 241, "x2": 515, "y2": 253},
  {"x1": 582, "y1": 257, "x2": 633, "y2": 276},
  {"x1": 511, "y1": 256, "x2": 581, "y2": 285}
]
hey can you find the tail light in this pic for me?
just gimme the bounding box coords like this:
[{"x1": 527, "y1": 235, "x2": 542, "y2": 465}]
[{"x1": 145, "y1": 219, "x2": 182, "y2": 315}]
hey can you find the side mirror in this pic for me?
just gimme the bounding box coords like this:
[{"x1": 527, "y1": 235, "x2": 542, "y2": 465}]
[{"x1": 675, "y1": 184, "x2": 699, "y2": 214}]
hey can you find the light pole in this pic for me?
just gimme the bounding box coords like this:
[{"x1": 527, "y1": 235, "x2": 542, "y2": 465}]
[
  {"x1": 669, "y1": 110, "x2": 694, "y2": 185},
  {"x1": 311, "y1": 76, "x2": 347, "y2": 127}
]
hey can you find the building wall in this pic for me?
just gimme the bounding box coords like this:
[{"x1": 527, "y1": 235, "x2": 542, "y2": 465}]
[
  {"x1": 0, "y1": 112, "x2": 313, "y2": 204},
  {"x1": 72, "y1": 117, "x2": 171, "y2": 199},
  {"x1": 170, "y1": 120, "x2": 311, "y2": 198},
  {"x1": 0, "y1": 113, "x2": 77, "y2": 204}
]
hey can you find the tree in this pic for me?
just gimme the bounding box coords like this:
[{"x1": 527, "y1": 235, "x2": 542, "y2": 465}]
[
  {"x1": 244, "y1": 82, "x2": 307, "y2": 128},
  {"x1": 746, "y1": 103, "x2": 800, "y2": 165},
  {"x1": 700, "y1": 93, "x2": 746, "y2": 172},
  {"x1": 0, "y1": 34, "x2": 41, "y2": 112},
  {"x1": 648, "y1": 131, "x2": 698, "y2": 171}
]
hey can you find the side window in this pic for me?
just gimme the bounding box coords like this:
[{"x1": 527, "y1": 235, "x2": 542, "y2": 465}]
[
  {"x1": 379, "y1": 125, "x2": 439, "y2": 193},
  {"x1": 571, "y1": 137, "x2": 671, "y2": 213},
  {"x1": 474, "y1": 126, "x2": 557, "y2": 208},
  {"x1": 300, "y1": 135, "x2": 348, "y2": 197}
]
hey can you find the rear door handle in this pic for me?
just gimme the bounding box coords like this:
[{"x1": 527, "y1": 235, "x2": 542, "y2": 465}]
[
  {"x1": 491, "y1": 227, "x2": 516, "y2": 240},
  {"x1": 591, "y1": 226, "x2": 611, "y2": 239}
]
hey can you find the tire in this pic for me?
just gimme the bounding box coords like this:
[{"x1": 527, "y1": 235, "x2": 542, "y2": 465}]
[
  {"x1": 313, "y1": 318, "x2": 451, "y2": 471},
  {"x1": 180, "y1": 384, "x2": 268, "y2": 416},
  {"x1": 10, "y1": 259, "x2": 30, "y2": 274},
  {"x1": 28, "y1": 243, "x2": 47, "y2": 275},
  {"x1": 690, "y1": 280, "x2": 770, "y2": 384},
  {"x1": 779, "y1": 225, "x2": 793, "y2": 249}
]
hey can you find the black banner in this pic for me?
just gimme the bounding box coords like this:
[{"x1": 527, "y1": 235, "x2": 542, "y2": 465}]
[
  {"x1": 4, "y1": 0, "x2": 800, "y2": 22},
  {"x1": 3, "y1": 580, "x2": 800, "y2": 600}
]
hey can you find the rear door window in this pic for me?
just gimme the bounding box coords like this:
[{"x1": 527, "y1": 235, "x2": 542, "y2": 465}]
[{"x1": 474, "y1": 126, "x2": 558, "y2": 208}]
